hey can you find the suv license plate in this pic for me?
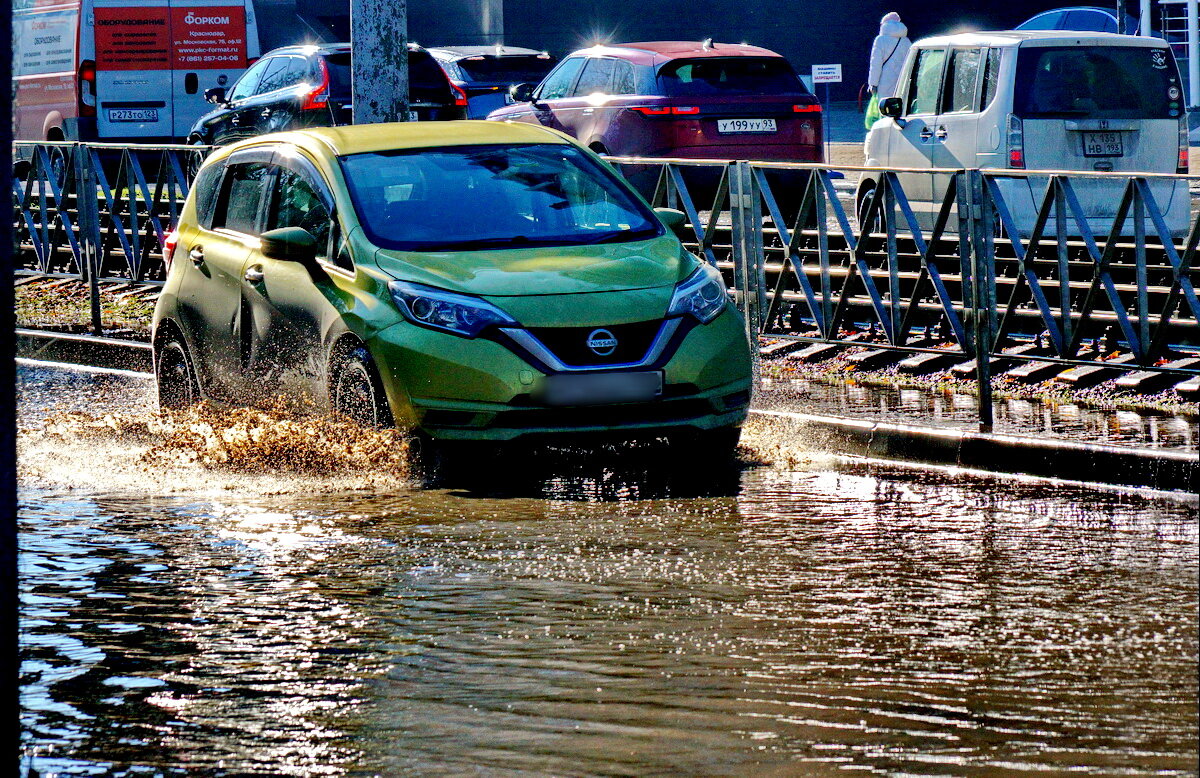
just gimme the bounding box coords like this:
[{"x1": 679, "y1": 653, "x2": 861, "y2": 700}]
[
  {"x1": 542, "y1": 371, "x2": 663, "y2": 406},
  {"x1": 108, "y1": 108, "x2": 158, "y2": 122},
  {"x1": 1082, "y1": 131, "x2": 1123, "y2": 157},
  {"x1": 407, "y1": 110, "x2": 419, "y2": 122},
  {"x1": 718, "y1": 118, "x2": 776, "y2": 134}
]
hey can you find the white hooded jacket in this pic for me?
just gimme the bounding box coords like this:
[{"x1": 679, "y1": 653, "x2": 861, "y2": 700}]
[{"x1": 868, "y1": 14, "x2": 912, "y2": 99}]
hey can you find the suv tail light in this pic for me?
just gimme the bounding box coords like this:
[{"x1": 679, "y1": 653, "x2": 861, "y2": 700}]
[
  {"x1": 631, "y1": 106, "x2": 699, "y2": 116},
  {"x1": 1007, "y1": 114, "x2": 1025, "y2": 169},
  {"x1": 79, "y1": 60, "x2": 96, "y2": 118},
  {"x1": 793, "y1": 104, "x2": 821, "y2": 113},
  {"x1": 301, "y1": 58, "x2": 330, "y2": 111},
  {"x1": 1178, "y1": 115, "x2": 1189, "y2": 174},
  {"x1": 451, "y1": 81, "x2": 468, "y2": 108},
  {"x1": 163, "y1": 229, "x2": 179, "y2": 270}
]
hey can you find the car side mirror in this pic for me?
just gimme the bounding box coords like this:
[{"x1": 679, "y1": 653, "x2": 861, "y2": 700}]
[
  {"x1": 204, "y1": 86, "x2": 227, "y2": 105},
  {"x1": 261, "y1": 227, "x2": 318, "y2": 263},
  {"x1": 879, "y1": 97, "x2": 903, "y2": 119},
  {"x1": 654, "y1": 207, "x2": 689, "y2": 238},
  {"x1": 510, "y1": 82, "x2": 537, "y2": 105}
]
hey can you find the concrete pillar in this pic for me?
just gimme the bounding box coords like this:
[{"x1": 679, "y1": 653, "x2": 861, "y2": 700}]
[
  {"x1": 350, "y1": 0, "x2": 409, "y2": 123},
  {"x1": 1190, "y1": 0, "x2": 1199, "y2": 108}
]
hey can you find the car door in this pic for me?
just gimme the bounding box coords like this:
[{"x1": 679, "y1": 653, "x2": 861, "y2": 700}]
[
  {"x1": 174, "y1": 147, "x2": 274, "y2": 397},
  {"x1": 930, "y1": 46, "x2": 986, "y2": 228},
  {"x1": 563, "y1": 56, "x2": 617, "y2": 143},
  {"x1": 886, "y1": 46, "x2": 946, "y2": 228},
  {"x1": 207, "y1": 55, "x2": 273, "y2": 144},
  {"x1": 514, "y1": 56, "x2": 586, "y2": 132},
  {"x1": 242, "y1": 150, "x2": 349, "y2": 396}
]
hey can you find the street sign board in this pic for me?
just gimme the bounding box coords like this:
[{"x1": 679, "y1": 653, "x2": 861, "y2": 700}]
[{"x1": 812, "y1": 64, "x2": 842, "y2": 84}]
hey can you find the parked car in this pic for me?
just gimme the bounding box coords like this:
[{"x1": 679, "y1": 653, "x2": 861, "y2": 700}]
[
  {"x1": 153, "y1": 121, "x2": 752, "y2": 456},
  {"x1": 12, "y1": 0, "x2": 259, "y2": 147},
  {"x1": 428, "y1": 45, "x2": 557, "y2": 119},
  {"x1": 186, "y1": 42, "x2": 467, "y2": 146},
  {"x1": 861, "y1": 31, "x2": 1189, "y2": 237},
  {"x1": 1015, "y1": 6, "x2": 1141, "y2": 35},
  {"x1": 486, "y1": 40, "x2": 823, "y2": 205}
]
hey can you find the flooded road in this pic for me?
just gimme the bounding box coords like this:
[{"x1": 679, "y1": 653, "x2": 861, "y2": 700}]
[{"x1": 17, "y1": 364, "x2": 1199, "y2": 776}]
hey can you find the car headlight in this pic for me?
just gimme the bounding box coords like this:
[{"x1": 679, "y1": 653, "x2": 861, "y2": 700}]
[
  {"x1": 388, "y1": 280, "x2": 518, "y2": 338},
  {"x1": 666, "y1": 263, "x2": 728, "y2": 324}
]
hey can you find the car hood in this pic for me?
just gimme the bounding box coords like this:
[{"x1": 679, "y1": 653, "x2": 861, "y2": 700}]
[{"x1": 373, "y1": 236, "x2": 692, "y2": 296}]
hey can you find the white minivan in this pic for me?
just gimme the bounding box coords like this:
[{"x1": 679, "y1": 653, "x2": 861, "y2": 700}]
[
  {"x1": 860, "y1": 31, "x2": 1191, "y2": 238},
  {"x1": 12, "y1": 0, "x2": 259, "y2": 145}
]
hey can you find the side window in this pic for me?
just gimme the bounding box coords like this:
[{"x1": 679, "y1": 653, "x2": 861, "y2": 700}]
[
  {"x1": 255, "y1": 56, "x2": 293, "y2": 95},
  {"x1": 572, "y1": 58, "x2": 616, "y2": 96},
  {"x1": 612, "y1": 61, "x2": 636, "y2": 95},
  {"x1": 214, "y1": 162, "x2": 271, "y2": 235},
  {"x1": 537, "y1": 57, "x2": 585, "y2": 100},
  {"x1": 270, "y1": 166, "x2": 333, "y2": 263},
  {"x1": 191, "y1": 162, "x2": 224, "y2": 230},
  {"x1": 941, "y1": 48, "x2": 982, "y2": 114},
  {"x1": 906, "y1": 47, "x2": 946, "y2": 115},
  {"x1": 229, "y1": 57, "x2": 273, "y2": 101},
  {"x1": 980, "y1": 49, "x2": 1001, "y2": 111}
]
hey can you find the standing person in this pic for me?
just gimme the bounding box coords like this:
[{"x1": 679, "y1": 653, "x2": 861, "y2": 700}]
[{"x1": 867, "y1": 11, "x2": 912, "y2": 100}]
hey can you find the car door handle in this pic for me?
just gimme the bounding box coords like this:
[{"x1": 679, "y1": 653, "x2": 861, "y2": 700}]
[
  {"x1": 189, "y1": 246, "x2": 204, "y2": 266},
  {"x1": 260, "y1": 108, "x2": 272, "y2": 118},
  {"x1": 582, "y1": 108, "x2": 594, "y2": 115},
  {"x1": 920, "y1": 126, "x2": 934, "y2": 141},
  {"x1": 935, "y1": 125, "x2": 948, "y2": 140},
  {"x1": 244, "y1": 266, "x2": 264, "y2": 283}
]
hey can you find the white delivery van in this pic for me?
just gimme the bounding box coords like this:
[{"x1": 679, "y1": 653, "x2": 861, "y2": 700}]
[
  {"x1": 12, "y1": 0, "x2": 259, "y2": 145},
  {"x1": 861, "y1": 31, "x2": 1191, "y2": 238}
]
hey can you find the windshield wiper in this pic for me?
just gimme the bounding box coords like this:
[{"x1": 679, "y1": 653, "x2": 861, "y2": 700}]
[{"x1": 574, "y1": 227, "x2": 660, "y2": 245}]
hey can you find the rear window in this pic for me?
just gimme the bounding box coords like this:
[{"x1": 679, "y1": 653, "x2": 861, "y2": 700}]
[
  {"x1": 659, "y1": 57, "x2": 810, "y2": 97},
  {"x1": 325, "y1": 50, "x2": 453, "y2": 102},
  {"x1": 1014, "y1": 46, "x2": 1182, "y2": 119},
  {"x1": 455, "y1": 54, "x2": 556, "y2": 84}
]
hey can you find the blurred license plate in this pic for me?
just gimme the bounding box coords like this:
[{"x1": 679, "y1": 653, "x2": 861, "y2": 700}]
[
  {"x1": 1082, "y1": 131, "x2": 1123, "y2": 156},
  {"x1": 718, "y1": 118, "x2": 776, "y2": 133},
  {"x1": 543, "y1": 371, "x2": 662, "y2": 406},
  {"x1": 108, "y1": 108, "x2": 158, "y2": 122}
]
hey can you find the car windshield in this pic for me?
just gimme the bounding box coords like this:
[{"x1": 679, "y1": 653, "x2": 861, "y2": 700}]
[
  {"x1": 340, "y1": 144, "x2": 662, "y2": 252},
  {"x1": 658, "y1": 57, "x2": 809, "y2": 97},
  {"x1": 455, "y1": 54, "x2": 556, "y2": 84},
  {"x1": 1014, "y1": 46, "x2": 1180, "y2": 119}
]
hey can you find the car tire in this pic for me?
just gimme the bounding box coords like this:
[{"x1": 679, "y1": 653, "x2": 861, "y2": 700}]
[
  {"x1": 856, "y1": 180, "x2": 883, "y2": 236},
  {"x1": 331, "y1": 345, "x2": 393, "y2": 428},
  {"x1": 185, "y1": 139, "x2": 208, "y2": 182},
  {"x1": 156, "y1": 336, "x2": 200, "y2": 410}
]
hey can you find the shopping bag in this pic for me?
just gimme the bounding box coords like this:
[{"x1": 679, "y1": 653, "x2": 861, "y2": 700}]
[{"x1": 864, "y1": 93, "x2": 881, "y2": 130}]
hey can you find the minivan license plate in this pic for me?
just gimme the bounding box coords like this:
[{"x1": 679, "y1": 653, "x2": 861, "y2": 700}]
[
  {"x1": 108, "y1": 108, "x2": 158, "y2": 122},
  {"x1": 1082, "y1": 131, "x2": 1123, "y2": 157},
  {"x1": 542, "y1": 371, "x2": 663, "y2": 406},
  {"x1": 718, "y1": 118, "x2": 776, "y2": 133}
]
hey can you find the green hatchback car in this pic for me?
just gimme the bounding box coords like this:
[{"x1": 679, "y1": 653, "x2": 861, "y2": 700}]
[{"x1": 152, "y1": 121, "x2": 752, "y2": 454}]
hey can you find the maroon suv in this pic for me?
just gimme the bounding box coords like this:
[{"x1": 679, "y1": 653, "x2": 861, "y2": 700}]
[{"x1": 486, "y1": 40, "x2": 823, "y2": 178}]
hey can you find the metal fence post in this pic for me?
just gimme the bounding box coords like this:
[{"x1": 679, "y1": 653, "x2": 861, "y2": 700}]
[
  {"x1": 74, "y1": 144, "x2": 103, "y2": 335},
  {"x1": 966, "y1": 169, "x2": 994, "y2": 431},
  {"x1": 730, "y1": 161, "x2": 762, "y2": 389}
]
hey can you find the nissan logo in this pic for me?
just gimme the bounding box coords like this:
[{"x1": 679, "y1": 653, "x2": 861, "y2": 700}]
[{"x1": 586, "y1": 328, "x2": 618, "y2": 356}]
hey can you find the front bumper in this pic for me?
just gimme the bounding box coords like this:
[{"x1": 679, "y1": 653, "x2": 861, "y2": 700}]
[{"x1": 367, "y1": 306, "x2": 752, "y2": 442}]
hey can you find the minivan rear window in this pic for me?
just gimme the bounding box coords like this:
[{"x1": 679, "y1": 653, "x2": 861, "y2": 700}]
[
  {"x1": 1014, "y1": 46, "x2": 1181, "y2": 119},
  {"x1": 455, "y1": 54, "x2": 556, "y2": 84},
  {"x1": 659, "y1": 57, "x2": 810, "y2": 97}
]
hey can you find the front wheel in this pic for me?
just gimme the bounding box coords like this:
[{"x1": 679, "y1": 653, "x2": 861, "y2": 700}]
[
  {"x1": 331, "y1": 346, "x2": 393, "y2": 428},
  {"x1": 156, "y1": 337, "x2": 200, "y2": 409}
]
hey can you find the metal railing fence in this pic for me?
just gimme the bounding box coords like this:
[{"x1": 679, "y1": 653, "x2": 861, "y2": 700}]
[{"x1": 10, "y1": 141, "x2": 1199, "y2": 428}]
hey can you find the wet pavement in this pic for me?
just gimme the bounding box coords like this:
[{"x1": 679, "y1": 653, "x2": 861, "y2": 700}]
[{"x1": 17, "y1": 364, "x2": 1200, "y2": 776}]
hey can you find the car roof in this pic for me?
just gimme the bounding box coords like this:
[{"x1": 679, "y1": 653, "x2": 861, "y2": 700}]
[
  {"x1": 913, "y1": 29, "x2": 1168, "y2": 47},
  {"x1": 216, "y1": 120, "x2": 573, "y2": 160},
  {"x1": 259, "y1": 41, "x2": 429, "y2": 57},
  {"x1": 568, "y1": 41, "x2": 783, "y2": 66},
  {"x1": 426, "y1": 45, "x2": 549, "y2": 59}
]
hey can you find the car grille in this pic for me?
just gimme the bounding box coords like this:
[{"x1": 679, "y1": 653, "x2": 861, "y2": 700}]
[
  {"x1": 524, "y1": 320, "x2": 664, "y2": 367},
  {"x1": 488, "y1": 398, "x2": 713, "y2": 430}
]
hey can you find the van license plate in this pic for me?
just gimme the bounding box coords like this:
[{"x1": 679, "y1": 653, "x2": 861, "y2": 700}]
[
  {"x1": 542, "y1": 371, "x2": 663, "y2": 406},
  {"x1": 1083, "y1": 131, "x2": 1123, "y2": 157},
  {"x1": 718, "y1": 118, "x2": 776, "y2": 133},
  {"x1": 108, "y1": 108, "x2": 158, "y2": 122}
]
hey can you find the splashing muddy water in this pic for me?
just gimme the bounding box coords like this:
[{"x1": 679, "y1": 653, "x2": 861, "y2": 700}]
[{"x1": 16, "y1": 363, "x2": 1200, "y2": 776}]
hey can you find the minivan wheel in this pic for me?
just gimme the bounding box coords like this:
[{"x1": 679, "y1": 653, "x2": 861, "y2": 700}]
[
  {"x1": 331, "y1": 346, "x2": 393, "y2": 428},
  {"x1": 156, "y1": 337, "x2": 200, "y2": 410},
  {"x1": 856, "y1": 181, "x2": 885, "y2": 236}
]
